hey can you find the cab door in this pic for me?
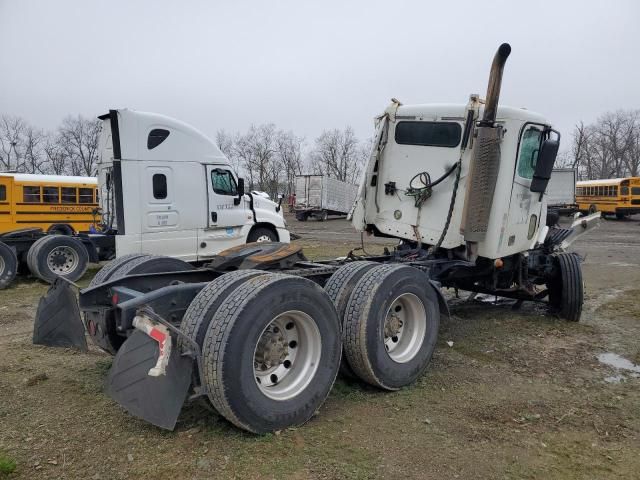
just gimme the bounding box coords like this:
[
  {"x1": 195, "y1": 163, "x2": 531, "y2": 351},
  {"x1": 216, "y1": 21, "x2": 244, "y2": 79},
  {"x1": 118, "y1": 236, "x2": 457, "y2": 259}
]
[
  {"x1": 0, "y1": 177, "x2": 11, "y2": 231},
  {"x1": 197, "y1": 165, "x2": 251, "y2": 259},
  {"x1": 504, "y1": 123, "x2": 546, "y2": 253}
]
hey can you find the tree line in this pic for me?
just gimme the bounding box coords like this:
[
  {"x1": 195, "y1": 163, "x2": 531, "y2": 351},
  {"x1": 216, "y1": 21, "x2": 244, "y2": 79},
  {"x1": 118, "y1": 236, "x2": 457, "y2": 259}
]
[
  {"x1": 560, "y1": 109, "x2": 640, "y2": 179},
  {"x1": 0, "y1": 115, "x2": 100, "y2": 177},
  {"x1": 3, "y1": 108, "x2": 638, "y2": 194},
  {"x1": 0, "y1": 114, "x2": 368, "y2": 198}
]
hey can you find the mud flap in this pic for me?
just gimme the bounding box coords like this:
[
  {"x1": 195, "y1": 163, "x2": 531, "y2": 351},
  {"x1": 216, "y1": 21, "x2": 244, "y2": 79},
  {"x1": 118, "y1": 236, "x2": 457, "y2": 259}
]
[
  {"x1": 33, "y1": 278, "x2": 87, "y2": 351},
  {"x1": 105, "y1": 330, "x2": 193, "y2": 430}
]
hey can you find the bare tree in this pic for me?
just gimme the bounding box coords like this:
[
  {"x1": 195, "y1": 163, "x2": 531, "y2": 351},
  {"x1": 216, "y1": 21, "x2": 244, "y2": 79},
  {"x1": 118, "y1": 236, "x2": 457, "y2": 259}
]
[
  {"x1": 58, "y1": 115, "x2": 101, "y2": 176},
  {"x1": 310, "y1": 127, "x2": 366, "y2": 184},
  {"x1": 568, "y1": 109, "x2": 640, "y2": 180},
  {"x1": 43, "y1": 133, "x2": 70, "y2": 175},
  {"x1": 22, "y1": 126, "x2": 47, "y2": 174},
  {"x1": 275, "y1": 130, "x2": 304, "y2": 195},
  {"x1": 0, "y1": 115, "x2": 26, "y2": 172}
]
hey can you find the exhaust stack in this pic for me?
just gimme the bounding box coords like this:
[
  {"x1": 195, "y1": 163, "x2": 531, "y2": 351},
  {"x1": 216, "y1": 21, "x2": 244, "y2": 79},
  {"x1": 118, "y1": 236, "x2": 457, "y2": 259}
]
[
  {"x1": 480, "y1": 43, "x2": 512, "y2": 126},
  {"x1": 461, "y1": 43, "x2": 511, "y2": 243}
]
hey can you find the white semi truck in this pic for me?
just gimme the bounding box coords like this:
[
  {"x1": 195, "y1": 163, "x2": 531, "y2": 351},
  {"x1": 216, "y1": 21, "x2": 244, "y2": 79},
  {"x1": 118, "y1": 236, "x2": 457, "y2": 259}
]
[
  {"x1": 0, "y1": 111, "x2": 290, "y2": 289},
  {"x1": 34, "y1": 44, "x2": 599, "y2": 435}
]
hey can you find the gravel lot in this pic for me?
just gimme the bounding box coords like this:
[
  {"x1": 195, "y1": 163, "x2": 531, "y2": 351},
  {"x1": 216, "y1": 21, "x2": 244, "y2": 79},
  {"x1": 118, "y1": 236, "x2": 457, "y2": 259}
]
[{"x1": 1, "y1": 214, "x2": 639, "y2": 479}]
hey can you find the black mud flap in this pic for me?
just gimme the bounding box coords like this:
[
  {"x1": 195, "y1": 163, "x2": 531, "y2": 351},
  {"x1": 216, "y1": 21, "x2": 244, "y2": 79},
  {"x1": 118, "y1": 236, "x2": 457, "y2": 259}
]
[
  {"x1": 33, "y1": 278, "x2": 87, "y2": 351},
  {"x1": 105, "y1": 330, "x2": 193, "y2": 430}
]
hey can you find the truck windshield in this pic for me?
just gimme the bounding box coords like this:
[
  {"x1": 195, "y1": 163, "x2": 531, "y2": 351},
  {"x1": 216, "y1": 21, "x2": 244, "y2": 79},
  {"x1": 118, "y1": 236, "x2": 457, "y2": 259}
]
[{"x1": 517, "y1": 126, "x2": 543, "y2": 179}]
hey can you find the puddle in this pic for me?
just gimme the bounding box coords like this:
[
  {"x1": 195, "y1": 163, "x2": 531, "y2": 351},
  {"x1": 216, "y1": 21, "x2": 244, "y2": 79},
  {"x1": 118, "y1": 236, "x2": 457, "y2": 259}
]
[
  {"x1": 597, "y1": 352, "x2": 640, "y2": 373},
  {"x1": 604, "y1": 375, "x2": 626, "y2": 384}
]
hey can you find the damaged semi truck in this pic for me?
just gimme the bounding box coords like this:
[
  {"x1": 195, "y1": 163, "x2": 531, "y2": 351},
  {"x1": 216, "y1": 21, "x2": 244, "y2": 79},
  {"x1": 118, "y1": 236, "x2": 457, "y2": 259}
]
[{"x1": 34, "y1": 44, "x2": 599, "y2": 434}]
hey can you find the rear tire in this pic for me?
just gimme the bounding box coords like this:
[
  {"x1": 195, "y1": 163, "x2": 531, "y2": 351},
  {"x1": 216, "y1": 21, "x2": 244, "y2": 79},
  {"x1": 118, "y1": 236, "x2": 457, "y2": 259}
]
[
  {"x1": 201, "y1": 273, "x2": 341, "y2": 433},
  {"x1": 324, "y1": 261, "x2": 378, "y2": 377},
  {"x1": 0, "y1": 241, "x2": 18, "y2": 290},
  {"x1": 89, "y1": 253, "x2": 148, "y2": 287},
  {"x1": 343, "y1": 264, "x2": 440, "y2": 390},
  {"x1": 548, "y1": 252, "x2": 583, "y2": 322},
  {"x1": 27, "y1": 235, "x2": 89, "y2": 283},
  {"x1": 588, "y1": 204, "x2": 597, "y2": 215}
]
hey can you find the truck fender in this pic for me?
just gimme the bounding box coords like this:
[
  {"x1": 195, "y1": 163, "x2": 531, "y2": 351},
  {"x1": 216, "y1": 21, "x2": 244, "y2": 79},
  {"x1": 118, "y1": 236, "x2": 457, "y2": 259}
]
[{"x1": 428, "y1": 280, "x2": 450, "y2": 322}]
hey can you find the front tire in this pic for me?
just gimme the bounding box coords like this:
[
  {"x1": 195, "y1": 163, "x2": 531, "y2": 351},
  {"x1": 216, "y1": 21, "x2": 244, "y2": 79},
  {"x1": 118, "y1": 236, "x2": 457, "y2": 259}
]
[
  {"x1": 343, "y1": 264, "x2": 440, "y2": 390},
  {"x1": 548, "y1": 252, "x2": 583, "y2": 322},
  {"x1": 201, "y1": 273, "x2": 341, "y2": 433},
  {"x1": 248, "y1": 227, "x2": 278, "y2": 243}
]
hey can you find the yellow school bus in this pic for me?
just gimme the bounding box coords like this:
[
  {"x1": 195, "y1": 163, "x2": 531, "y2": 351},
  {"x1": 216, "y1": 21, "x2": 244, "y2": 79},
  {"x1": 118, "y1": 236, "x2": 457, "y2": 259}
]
[
  {"x1": 0, "y1": 173, "x2": 100, "y2": 234},
  {"x1": 576, "y1": 177, "x2": 640, "y2": 219}
]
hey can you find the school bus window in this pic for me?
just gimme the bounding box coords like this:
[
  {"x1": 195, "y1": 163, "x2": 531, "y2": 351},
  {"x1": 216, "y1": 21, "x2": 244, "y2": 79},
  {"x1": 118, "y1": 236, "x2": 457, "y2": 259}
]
[
  {"x1": 0, "y1": 185, "x2": 6, "y2": 201},
  {"x1": 79, "y1": 188, "x2": 93, "y2": 204},
  {"x1": 61, "y1": 187, "x2": 77, "y2": 204},
  {"x1": 24, "y1": 186, "x2": 41, "y2": 203},
  {"x1": 95, "y1": 189, "x2": 99, "y2": 203},
  {"x1": 43, "y1": 186, "x2": 60, "y2": 203},
  {"x1": 621, "y1": 186, "x2": 629, "y2": 195},
  {"x1": 632, "y1": 187, "x2": 640, "y2": 195}
]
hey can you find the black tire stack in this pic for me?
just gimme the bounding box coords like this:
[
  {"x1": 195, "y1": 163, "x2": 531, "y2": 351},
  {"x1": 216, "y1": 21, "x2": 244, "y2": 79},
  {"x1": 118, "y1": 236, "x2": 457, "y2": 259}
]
[{"x1": 26, "y1": 236, "x2": 89, "y2": 283}]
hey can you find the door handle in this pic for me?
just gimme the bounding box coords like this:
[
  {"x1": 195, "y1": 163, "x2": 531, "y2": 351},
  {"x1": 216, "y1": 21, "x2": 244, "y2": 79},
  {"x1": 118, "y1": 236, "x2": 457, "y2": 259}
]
[{"x1": 211, "y1": 212, "x2": 217, "y2": 223}]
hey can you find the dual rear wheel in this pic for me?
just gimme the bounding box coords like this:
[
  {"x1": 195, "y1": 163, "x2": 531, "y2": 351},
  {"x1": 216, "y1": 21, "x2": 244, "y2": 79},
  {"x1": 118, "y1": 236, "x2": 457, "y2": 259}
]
[{"x1": 180, "y1": 272, "x2": 341, "y2": 433}]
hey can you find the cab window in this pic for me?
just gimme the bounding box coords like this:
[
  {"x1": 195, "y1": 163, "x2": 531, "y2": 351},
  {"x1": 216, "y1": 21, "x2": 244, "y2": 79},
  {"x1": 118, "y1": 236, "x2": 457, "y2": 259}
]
[
  {"x1": 211, "y1": 169, "x2": 237, "y2": 195},
  {"x1": 23, "y1": 186, "x2": 41, "y2": 203},
  {"x1": 516, "y1": 126, "x2": 543, "y2": 179}
]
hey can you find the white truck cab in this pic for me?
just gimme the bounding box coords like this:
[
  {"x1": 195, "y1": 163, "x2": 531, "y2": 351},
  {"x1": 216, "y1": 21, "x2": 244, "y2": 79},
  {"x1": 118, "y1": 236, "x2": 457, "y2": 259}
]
[
  {"x1": 352, "y1": 99, "x2": 556, "y2": 260},
  {"x1": 97, "y1": 109, "x2": 289, "y2": 262}
]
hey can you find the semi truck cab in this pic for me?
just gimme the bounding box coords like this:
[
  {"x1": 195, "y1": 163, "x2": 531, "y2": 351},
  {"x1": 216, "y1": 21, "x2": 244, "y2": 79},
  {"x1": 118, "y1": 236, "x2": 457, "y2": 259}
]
[{"x1": 97, "y1": 109, "x2": 289, "y2": 262}]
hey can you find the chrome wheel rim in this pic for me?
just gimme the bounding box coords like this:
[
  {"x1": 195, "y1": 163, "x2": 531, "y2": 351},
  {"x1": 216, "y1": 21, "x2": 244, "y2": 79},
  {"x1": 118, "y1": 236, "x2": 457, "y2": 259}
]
[
  {"x1": 253, "y1": 310, "x2": 321, "y2": 400},
  {"x1": 255, "y1": 234, "x2": 272, "y2": 242},
  {"x1": 46, "y1": 246, "x2": 79, "y2": 275},
  {"x1": 384, "y1": 293, "x2": 427, "y2": 363}
]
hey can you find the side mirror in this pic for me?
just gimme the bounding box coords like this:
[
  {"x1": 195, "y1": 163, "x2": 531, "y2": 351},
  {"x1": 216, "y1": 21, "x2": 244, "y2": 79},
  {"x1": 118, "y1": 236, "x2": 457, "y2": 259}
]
[
  {"x1": 234, "y1": 178, "x2": 245, "y2": 206},
  {"x1": 530, "y1": 138, "x2": 560, "y2": 194}
]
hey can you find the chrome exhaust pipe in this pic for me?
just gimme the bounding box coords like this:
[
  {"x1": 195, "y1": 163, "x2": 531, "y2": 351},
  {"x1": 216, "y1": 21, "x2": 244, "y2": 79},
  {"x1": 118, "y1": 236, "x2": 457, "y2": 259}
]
[{"x1": 480, "y1": 43, "x2": 511, "y2": 126}]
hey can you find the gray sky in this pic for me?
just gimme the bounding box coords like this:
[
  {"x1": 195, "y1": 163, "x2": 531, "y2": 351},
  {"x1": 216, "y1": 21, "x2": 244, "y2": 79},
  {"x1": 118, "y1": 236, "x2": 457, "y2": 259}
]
[{"x1": 1, "y1": 0, "x2": 638, "y2": 150}]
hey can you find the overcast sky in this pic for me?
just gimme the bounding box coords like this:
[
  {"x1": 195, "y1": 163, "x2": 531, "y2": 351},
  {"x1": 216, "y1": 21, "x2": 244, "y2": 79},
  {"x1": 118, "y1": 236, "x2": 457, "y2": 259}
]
[{"x1": 1, "y1": 0, "x2": 638, "y2": 150}]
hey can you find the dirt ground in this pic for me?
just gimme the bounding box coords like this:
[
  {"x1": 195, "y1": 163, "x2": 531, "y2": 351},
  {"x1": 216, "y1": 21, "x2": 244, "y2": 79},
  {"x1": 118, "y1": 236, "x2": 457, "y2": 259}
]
[{"x1": 1, "y1": 214, "x2": 639, "y2": 479}]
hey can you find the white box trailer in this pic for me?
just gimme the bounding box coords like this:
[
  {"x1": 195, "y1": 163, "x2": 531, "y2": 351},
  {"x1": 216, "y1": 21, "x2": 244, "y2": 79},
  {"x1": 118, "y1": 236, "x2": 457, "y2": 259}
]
[
  {"x1": 294, "y1": 175, "x2": 358, "y2": 221},
  {"x1": 547, "y1": 168, "x2": 577, "y2": 215}
]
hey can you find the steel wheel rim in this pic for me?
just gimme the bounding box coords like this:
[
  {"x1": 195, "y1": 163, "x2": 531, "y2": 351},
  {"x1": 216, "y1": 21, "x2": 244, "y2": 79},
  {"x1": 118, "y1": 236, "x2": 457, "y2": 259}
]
[
  {"x1": 253, "y1": 310, "x2": 322, "y2": 401},
  {"x1": 383, "y1": 293, "x2": 427, "y2": 363},
  {"x1": 0, "y1": 255, "x2": 5, "y2": 275},
  {"x1": 255, "y1": 234, "x2": 272, "y2": 242},
  {"x1": 46, "y1": 246, "x2": 79, "y2": 275}
]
